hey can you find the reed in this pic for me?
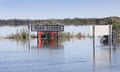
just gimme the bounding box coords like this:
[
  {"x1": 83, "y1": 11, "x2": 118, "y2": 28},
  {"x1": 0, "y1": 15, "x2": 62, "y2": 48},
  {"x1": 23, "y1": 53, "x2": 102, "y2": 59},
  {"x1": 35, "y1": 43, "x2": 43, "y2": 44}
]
[
  {"x1": 6, "y1": 29, "x2": 88, "y2": 40},
  {"x1": 6, "y1": 28, "x2": 28, "y2": 40}
]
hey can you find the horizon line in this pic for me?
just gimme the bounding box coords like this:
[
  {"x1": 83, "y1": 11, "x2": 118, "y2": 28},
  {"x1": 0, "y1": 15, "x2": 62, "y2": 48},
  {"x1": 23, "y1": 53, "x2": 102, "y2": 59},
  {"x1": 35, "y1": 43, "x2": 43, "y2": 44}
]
[{"x1": 0, "y1": 16, "x2": 119, "y2": 20}]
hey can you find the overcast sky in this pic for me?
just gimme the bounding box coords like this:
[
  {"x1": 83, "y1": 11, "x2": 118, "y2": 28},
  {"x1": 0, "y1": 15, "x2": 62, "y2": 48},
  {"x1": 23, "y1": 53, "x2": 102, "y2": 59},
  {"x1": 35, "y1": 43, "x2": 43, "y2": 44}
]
[{"x1": 0, "y1": 0, "x2": 119, "y2": 19}]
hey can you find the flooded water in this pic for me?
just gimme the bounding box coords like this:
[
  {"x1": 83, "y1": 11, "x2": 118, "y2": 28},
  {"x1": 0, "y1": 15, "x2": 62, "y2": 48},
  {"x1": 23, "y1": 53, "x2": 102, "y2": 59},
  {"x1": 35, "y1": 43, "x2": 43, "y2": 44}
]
[{"x1": 0, "y1": 26, "x2": 120, "y2": 72}]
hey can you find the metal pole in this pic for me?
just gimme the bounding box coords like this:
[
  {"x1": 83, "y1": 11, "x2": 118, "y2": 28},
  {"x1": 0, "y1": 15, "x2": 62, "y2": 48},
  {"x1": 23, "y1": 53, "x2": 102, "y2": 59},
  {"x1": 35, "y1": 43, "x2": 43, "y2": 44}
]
[
  {"x1": 57, "y1": 24, "x2": 59, "y2": 48},
  {"x1": 93, "y1": 25, "x2": 96, "y2": 72},
  {"x1": 28, "y1": 24, "x2": 30, "y2": 49},
  {"x1": 113, "y1": 30, "x2": 116, "y2": 49},
  {"x1": 109, "y1": 24, "x2": 112, "y2": 64},
  {"x1": 93, "y1": 25, "x2": 95, "y2": 64},
  {"x1": 57, "y1": 31, "x2": 58, "y2": 48},
  {"x1": 37, "y1": 31, "x2": 38, "y2": 48},
  {"x1": 37, "y1": 24, "x2": 39, "y2": 48},
  {"x1": 109, "y1": 24, "x2": 112, "y2": 48}
]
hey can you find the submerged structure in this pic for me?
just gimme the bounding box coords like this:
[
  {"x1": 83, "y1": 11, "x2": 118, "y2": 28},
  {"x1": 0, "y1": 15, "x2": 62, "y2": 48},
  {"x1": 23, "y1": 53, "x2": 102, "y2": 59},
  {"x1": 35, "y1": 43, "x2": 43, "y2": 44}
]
[{"x1": 37, "y1": 32, "x2": 58, "y2": 39}]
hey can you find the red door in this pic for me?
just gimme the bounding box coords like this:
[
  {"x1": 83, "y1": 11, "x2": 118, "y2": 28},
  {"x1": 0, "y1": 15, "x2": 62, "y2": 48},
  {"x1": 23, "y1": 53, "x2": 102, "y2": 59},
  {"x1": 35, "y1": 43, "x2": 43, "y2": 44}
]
[{"x1": 38, "y1": 32, "x2": 43, "y2": 38}]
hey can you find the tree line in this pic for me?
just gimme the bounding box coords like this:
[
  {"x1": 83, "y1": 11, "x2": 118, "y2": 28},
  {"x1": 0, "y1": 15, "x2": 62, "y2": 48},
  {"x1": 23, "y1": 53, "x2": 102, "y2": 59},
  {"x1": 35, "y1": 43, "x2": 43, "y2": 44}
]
[{"x1": 0, "y1": 16, "x2": 120, "y2": 29}]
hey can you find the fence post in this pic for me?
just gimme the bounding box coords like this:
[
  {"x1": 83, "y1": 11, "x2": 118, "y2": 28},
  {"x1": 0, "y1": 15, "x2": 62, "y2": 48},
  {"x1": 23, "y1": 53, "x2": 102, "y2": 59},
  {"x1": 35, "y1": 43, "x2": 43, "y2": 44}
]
[
  {"x1": 113, "y1": 30, "x2": 116, "y2": 49},
  {"x1": 28, "y1": 24, "x2": 30, "y2": 49},
  {"x1": 109, "y1": 24, "x2": 112, "y2": 49},
  {"x1": 93, "y1": 25, "x2": 95, "y2": 65}
]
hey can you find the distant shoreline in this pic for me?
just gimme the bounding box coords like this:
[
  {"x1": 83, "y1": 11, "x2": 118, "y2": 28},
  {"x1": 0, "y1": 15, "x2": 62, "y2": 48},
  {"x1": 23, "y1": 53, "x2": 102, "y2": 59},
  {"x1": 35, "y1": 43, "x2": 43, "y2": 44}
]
[{"x1": 0, "y1": 16, "x2": 119, "y2": 27}]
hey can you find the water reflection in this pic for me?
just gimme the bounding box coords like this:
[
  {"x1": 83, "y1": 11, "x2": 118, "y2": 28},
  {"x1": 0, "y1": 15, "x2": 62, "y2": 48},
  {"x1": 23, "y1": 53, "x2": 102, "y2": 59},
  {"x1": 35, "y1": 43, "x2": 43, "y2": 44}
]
[
  {"x1": 1, "y1": 26, "x2": 120, "y2": 72},
  {"x1": 8, "y1": 39, "x2": 29, "y2": 48},
  {"x1": 37, "y1": 39, "x2": 63, "y2": 49},
  {"x1": 7, "y1": 37, "x2": 88, "y2": 50},
  {"x1": 92, "y1": 37, "x2": 120, "y2": 72}
]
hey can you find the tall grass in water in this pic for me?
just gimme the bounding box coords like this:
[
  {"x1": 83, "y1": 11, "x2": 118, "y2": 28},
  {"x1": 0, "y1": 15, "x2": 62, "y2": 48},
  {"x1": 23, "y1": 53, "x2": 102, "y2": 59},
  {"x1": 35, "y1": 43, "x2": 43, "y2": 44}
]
[
  {"x1": 7, "y1": 28, "x2": 28, "y2": 40},
  {"x1": 7, "y1": 29, "x2": 89, "y2": 40}
]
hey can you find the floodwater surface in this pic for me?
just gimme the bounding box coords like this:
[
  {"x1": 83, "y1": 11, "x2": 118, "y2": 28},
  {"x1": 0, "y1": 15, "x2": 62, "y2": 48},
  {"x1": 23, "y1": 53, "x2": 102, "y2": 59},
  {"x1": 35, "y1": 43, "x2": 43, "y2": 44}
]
[{"x1": 0, "y1": 26, "x2": 120, "y2": 72}]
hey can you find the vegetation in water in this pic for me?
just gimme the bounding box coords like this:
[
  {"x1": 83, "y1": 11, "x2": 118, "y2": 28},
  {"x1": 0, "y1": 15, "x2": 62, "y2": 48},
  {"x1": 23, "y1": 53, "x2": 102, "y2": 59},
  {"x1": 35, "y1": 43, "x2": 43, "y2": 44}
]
[
  {"x1": 6, "y1": 28, "x2": 28, "y2": 40},
  {"x1": 5, "y1": 28, "x2": 90, "y2": 40}
]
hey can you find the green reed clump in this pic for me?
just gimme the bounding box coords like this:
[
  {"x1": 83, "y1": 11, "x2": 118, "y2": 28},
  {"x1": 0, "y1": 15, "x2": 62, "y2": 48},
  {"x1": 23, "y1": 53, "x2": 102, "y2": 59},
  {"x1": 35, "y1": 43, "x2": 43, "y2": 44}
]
[
  {"x1": 7, "y1": 28, "x2": 28, "y2": 40},
  {"x1": 19, "y1": 29, "x2": 28, "y2": 39}
]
